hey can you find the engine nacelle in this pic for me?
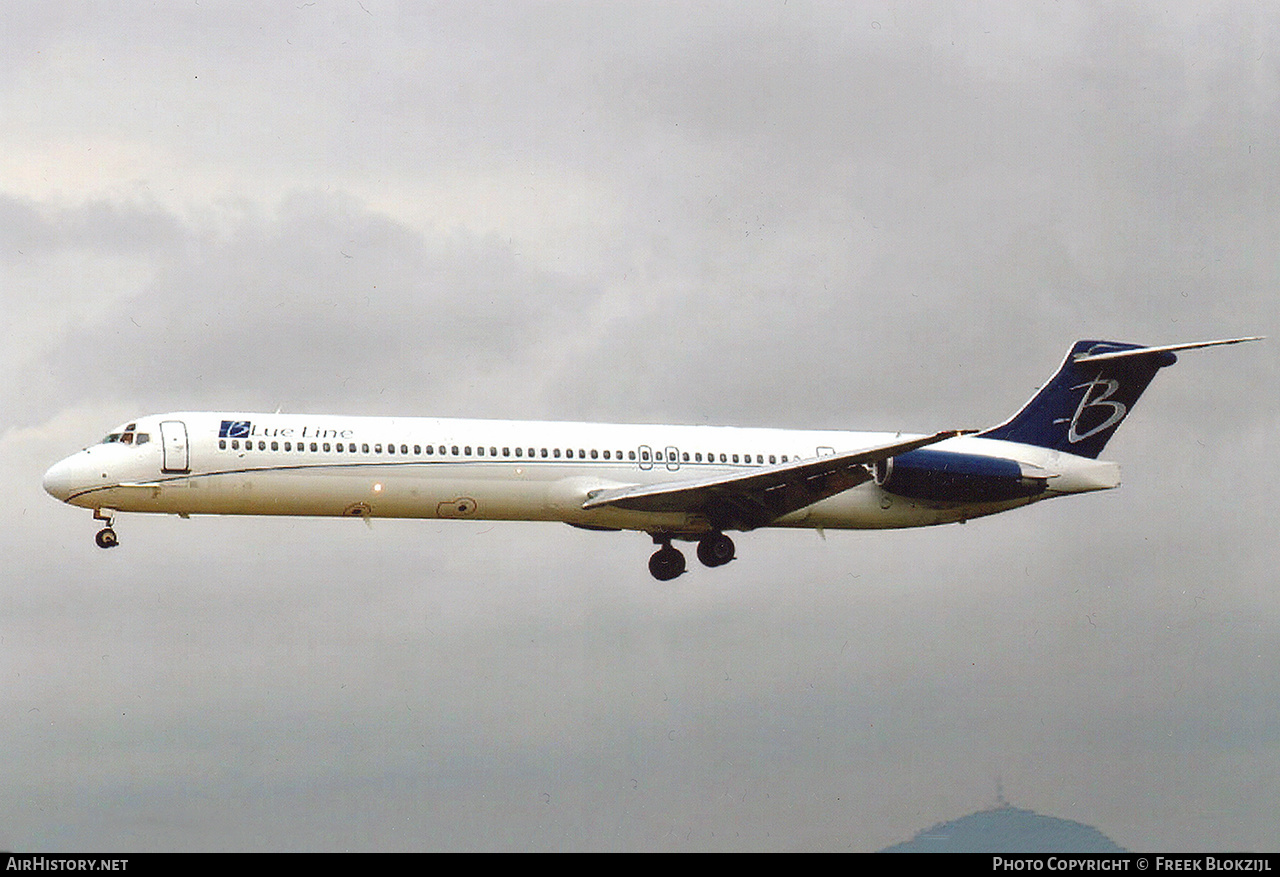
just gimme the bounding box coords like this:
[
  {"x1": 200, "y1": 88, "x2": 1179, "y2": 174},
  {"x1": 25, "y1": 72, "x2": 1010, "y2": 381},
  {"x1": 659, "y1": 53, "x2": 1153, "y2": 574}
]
[{"x1": 874, "y1": 449, "x2": 1049, "y2": 503}]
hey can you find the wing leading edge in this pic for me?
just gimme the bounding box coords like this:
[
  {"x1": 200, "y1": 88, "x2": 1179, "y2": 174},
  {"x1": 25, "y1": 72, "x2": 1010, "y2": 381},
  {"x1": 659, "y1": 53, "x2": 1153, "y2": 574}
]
[{"x1": 581, "y1": 430, "x2": 965, "y2": 531}]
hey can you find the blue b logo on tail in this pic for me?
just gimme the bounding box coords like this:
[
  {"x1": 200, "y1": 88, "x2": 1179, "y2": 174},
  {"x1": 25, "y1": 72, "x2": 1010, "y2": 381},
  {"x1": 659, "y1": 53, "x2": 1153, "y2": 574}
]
[
  {"x1": 1061, "y1": 375, "x2": 1128, "y2": 444},
  {"x1": 982, "y1": 341, "x2": 1176, "y2": 458}
]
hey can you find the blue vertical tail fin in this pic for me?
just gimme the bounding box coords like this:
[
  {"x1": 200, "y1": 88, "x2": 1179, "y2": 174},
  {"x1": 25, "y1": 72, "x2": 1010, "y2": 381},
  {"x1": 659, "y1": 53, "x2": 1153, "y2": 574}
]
[{"x1": 979, "y1": 338, "x2": 1260, "y2": 459}]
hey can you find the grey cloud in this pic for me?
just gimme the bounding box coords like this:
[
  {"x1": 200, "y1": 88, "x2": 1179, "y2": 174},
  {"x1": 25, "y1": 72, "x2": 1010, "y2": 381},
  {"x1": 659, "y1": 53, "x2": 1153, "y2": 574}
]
[
  {"x1": 0, "y1": 194, "x2": 184, "y2": 261},
  {"x1": 27, "y1": 191, "x2": 596, "y2": 420}
]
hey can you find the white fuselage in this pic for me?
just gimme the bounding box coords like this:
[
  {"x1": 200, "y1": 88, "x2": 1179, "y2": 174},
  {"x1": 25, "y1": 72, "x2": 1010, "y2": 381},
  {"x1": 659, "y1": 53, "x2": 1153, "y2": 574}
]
[{"x1": 43, "y1": 412, "x2": 1120, "y2": 536}]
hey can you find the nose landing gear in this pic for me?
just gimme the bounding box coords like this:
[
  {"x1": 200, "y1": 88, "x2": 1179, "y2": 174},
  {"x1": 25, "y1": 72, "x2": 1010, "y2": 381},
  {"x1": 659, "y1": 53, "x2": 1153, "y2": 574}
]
[{"x1": 93, "y1": 509, "x2": 119, "y2": 549}]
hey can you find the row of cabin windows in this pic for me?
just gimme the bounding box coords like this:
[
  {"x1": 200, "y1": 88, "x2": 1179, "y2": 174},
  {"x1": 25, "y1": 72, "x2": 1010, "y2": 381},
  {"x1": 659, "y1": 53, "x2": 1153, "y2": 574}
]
[{"x1": 216, "y1": 439, "x2": 789, "y2": 466}]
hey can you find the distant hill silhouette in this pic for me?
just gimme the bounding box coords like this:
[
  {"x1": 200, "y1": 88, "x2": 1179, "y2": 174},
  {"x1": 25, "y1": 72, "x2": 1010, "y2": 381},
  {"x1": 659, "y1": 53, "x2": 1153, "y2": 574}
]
[{"x1": 881, "y1": 803, "x2": 1127, "y2": 853}]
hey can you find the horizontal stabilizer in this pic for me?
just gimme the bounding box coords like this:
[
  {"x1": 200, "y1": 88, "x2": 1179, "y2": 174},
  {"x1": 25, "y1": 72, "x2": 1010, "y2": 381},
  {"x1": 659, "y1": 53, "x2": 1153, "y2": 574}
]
[{"x1": 1073, "y1": 336, "x2": 1263, "y2": 363}]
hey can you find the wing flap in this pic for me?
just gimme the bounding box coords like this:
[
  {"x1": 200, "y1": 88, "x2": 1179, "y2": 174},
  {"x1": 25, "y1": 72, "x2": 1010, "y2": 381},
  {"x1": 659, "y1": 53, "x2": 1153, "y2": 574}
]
[{"x1": 582, "y1": 430, "x2": 965, "y2": 530}]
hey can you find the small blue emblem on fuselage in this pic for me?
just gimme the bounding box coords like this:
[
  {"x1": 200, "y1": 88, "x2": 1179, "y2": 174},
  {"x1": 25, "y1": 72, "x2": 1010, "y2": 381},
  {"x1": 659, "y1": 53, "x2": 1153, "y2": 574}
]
[{"x1": 219, "y1": 420, "x2": 252, "y2": 438}]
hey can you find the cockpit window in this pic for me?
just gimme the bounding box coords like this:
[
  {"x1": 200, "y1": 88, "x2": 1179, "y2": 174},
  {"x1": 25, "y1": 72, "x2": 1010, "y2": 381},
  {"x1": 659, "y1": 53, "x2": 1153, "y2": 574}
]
[{"x1": 101, "y1": 427, "x2": 150, "y2": 446}]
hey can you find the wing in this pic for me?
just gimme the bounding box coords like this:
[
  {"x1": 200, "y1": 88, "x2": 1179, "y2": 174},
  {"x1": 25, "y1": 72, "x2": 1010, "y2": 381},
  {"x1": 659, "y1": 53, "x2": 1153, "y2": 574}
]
[{"x1": 581, "y1": 430, "x2": 965, "y2": 531}]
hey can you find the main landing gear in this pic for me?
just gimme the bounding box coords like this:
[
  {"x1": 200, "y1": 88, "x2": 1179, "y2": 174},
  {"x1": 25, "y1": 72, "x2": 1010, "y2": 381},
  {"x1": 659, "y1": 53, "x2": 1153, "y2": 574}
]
[
  {"x1": 648, "y1": 532, "x2": 735, "y2": 581},
  {"x1": 93, "y1": 509, "x2": 119, "y2": 549},
  {"x1": 648, "y1": 541, "x2": 685, "y2": 581},
  {"x1": 696, "y1": 532, "x2": 735, "y2": 568}
]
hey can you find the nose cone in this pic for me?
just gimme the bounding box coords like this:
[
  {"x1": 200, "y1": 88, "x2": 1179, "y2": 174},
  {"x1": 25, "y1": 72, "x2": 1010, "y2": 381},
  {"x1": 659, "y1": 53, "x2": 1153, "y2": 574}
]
[{"x1": 43, "y1": 454, "x2": 86, "y2": 502}]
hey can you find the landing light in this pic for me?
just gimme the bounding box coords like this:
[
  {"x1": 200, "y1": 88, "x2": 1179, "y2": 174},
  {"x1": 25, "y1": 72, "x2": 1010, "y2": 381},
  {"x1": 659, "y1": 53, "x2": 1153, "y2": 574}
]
[{"x1": 372, "y1": 483, "x2": 383, "y2": 493}]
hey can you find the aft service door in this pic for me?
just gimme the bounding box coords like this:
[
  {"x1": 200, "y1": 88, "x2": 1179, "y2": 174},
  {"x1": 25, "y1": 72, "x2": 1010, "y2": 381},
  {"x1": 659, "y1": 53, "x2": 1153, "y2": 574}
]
[{"x1": 160, "y1": 420, "x2": 190, "y2": 473}]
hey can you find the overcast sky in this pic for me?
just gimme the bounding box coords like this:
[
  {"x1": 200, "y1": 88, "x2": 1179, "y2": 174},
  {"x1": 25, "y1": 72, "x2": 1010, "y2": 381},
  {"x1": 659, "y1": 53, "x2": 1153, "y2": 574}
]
[{"x1": 4, "y1": 1, "x2": 1278, "y2": 852}]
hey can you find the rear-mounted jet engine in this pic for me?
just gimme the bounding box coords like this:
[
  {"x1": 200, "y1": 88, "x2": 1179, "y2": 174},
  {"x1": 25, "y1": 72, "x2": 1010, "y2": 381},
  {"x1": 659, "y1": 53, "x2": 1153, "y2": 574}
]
[{"x1": 874, "y1": 449, "x2": 1049, "y2": 503}]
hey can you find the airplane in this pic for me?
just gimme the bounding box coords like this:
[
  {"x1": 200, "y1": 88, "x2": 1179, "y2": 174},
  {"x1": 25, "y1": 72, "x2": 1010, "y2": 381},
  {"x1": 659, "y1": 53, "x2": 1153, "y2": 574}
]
[{"x1": 43, "y1": 337, "x2": 1260, "y2": 580}]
